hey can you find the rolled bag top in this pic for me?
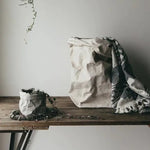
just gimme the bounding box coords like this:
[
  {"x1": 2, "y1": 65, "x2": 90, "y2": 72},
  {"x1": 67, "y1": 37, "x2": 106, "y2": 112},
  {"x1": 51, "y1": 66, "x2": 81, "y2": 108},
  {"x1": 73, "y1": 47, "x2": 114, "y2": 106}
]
[{"x1": 68, "y1": 37, "x2": 112, "y2": 58}]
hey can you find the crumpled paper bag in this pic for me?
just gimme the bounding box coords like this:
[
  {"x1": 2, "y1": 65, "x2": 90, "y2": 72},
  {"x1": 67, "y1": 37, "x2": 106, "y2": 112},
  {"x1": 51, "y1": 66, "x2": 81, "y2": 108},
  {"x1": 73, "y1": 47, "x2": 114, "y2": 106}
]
[{"x1": 68, "y1": 37, "x2": 112, "y2": 108}]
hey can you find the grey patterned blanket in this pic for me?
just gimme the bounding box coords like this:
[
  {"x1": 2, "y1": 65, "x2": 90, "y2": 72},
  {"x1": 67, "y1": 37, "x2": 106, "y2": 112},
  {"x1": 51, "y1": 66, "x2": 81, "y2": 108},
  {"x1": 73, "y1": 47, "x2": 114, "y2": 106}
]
[{"x1": 107, "y1": 37, "x2": 150, "y2": 113}]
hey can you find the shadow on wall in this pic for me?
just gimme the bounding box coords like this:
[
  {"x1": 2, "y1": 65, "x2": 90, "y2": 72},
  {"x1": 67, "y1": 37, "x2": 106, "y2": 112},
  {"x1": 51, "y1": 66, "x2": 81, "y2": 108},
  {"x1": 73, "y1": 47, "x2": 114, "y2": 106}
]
[{"x1": 125, "y1": 45, "x2": 150, "y2": 89}]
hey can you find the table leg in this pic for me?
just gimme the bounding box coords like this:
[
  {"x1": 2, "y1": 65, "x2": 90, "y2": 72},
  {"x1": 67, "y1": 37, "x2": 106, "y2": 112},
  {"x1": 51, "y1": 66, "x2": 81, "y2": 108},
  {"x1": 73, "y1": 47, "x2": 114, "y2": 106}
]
[
  {"x1": 16, "y1": 131, "x2": 28, "y2": 150},
  {"x1": 15, "y1": 130, "x2": 33, "y2": 150},
  {"x1": 9, "y1": 132, "x2": 15, "y2": 150},
  {"x1": 1, "y1": 130, "x2": 33, "y2": 150},
  {"x1": 22, "y1": 130, "x2": 33, "y2": 150}
]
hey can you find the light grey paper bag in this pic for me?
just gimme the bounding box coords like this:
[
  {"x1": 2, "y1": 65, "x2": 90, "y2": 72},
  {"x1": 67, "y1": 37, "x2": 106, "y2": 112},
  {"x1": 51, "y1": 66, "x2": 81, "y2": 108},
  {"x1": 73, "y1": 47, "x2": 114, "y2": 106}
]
[{"x1": 68, "y1": 37, "x2": 112, "y2": 108}]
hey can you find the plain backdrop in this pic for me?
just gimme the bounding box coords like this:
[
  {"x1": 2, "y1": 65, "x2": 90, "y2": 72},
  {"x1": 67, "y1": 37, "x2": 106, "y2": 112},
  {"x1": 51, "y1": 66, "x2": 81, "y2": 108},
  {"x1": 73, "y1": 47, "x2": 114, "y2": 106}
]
[{"x1": 0, "y1": 0, "x2": 150, "y2": 150}]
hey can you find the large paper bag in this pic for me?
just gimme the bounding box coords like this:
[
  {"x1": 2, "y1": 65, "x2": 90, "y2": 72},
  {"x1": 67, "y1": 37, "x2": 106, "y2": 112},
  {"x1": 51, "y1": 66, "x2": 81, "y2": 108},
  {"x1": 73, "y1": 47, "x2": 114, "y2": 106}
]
[{"x1": 68, "y1": 37, "x2": 112, "y2": 108}]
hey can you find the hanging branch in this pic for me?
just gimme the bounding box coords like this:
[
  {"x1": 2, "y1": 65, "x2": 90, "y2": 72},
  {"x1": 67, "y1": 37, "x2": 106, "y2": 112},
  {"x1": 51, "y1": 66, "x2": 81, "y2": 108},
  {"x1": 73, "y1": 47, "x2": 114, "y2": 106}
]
[{"x1": 19, "y1": 0, "x2": 37, "y2": 33}]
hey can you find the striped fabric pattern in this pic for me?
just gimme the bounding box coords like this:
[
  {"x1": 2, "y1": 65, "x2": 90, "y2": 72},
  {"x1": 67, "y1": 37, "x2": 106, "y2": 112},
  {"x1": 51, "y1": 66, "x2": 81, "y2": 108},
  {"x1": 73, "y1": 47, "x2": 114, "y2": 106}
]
[{"x1": 106, "y1": 37, "x2": 150, "y2": 113}]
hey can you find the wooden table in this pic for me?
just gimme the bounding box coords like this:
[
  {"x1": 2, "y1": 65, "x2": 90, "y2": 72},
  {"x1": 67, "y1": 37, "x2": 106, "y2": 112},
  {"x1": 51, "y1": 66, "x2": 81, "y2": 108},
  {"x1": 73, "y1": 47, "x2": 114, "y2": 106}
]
[{"x1": 0, "y1": 96, "x2": 150, "y2": 150}]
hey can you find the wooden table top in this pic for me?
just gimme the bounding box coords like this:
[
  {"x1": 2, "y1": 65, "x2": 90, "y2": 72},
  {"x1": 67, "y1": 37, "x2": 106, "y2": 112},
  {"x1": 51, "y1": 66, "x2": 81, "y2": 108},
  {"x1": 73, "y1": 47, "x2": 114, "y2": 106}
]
[{"x1": 0, "y1": 97, "x2": 150, "y2": 131}]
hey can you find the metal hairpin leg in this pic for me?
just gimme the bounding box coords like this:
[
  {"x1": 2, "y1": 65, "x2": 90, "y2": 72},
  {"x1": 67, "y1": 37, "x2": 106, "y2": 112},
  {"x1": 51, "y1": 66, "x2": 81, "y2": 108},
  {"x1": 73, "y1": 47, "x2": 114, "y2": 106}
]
[
  {"x1": 22, "y1": 130, "x2": 33, "y2": 150},
  {"x1": 16, "y1": 130, "x2": 33, "y2": 150},
  {"x1": 8, "y1": 130, "x2": 33, "y2": 150},
  {"x1": 16, "y1": 131, "x2": 28, "y2": 150},
  {"x1": 9, "y1": 132, "x2": 16, "y2": 150}
]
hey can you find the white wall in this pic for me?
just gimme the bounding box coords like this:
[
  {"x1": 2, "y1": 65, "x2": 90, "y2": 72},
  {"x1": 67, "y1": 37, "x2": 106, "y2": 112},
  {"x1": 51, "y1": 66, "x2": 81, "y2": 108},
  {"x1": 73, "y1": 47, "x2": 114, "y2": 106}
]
[{"x1": 0, "y1": 0, "x2": 150, "y2": 150}]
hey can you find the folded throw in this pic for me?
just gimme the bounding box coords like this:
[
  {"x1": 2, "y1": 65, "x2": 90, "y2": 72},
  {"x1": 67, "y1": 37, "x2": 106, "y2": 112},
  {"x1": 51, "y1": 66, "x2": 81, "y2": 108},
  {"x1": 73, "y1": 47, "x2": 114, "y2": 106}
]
[{"x1": 105, "y1": 37, "x2": 150, "y2": 113}]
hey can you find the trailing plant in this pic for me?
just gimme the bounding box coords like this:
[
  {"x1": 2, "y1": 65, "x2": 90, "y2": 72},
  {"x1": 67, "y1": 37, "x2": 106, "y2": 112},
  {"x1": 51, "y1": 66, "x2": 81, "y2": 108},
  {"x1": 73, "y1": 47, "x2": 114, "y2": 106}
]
[
  {"x1": 19, "y1": 0, "x2": 37, "y2": 33},
  {"x1": 10, "y1": 88, "x2": 59, "y2": 121}
]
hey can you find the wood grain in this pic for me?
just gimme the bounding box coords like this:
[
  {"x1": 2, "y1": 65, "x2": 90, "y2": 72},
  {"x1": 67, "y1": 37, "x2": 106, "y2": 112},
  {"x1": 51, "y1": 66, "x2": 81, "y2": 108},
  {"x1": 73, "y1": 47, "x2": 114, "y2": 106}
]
[{"x1": 0, "y1": 97, "x2": 150, "y2": 131}]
